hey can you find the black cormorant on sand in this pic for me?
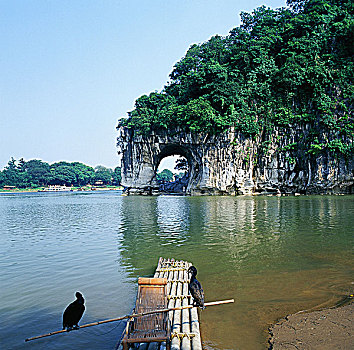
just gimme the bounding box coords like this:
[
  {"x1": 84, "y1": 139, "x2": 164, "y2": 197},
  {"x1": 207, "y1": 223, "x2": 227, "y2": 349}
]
[
  {"x1": 63, "y1": 292, "x2": 85, "y2": 331},
  {"x1": 188, "y1": 266, "x2": 205, "y2": 309}
]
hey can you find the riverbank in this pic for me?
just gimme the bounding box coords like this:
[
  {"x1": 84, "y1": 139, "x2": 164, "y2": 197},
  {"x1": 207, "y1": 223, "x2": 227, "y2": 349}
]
[
  {"x1": 0, "y1": 186, "x2": 123, "y2": 194},
  {"x1": 269, "y1": 301, "x2": 353, "y2": 349}
]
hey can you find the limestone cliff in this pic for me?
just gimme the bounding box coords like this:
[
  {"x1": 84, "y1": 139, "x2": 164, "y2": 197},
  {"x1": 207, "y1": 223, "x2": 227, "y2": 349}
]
[{"x1": 117, "y1": 125, "x2": 353, "y2": 195}]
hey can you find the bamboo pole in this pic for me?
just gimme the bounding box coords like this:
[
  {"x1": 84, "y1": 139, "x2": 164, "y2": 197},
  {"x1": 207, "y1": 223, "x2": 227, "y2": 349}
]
[
  {"x1": 190, "y1": 305, "x2": 202, "y2": 350},
  {"x1": 168, "y1": 261, "x2": 178, "y2": 349},
  {"x1": 181, "y1": 266, "x2": 191, "y2": 350},
  {"x1": 25, "y1": 299, "x2": 234, "y2": 342},
  {"x1": 171, "y1": 269, "x2": 182, "y2": 350},
  {"x1": 153, "y1": 258, "x2": 170, "y2": 350}
]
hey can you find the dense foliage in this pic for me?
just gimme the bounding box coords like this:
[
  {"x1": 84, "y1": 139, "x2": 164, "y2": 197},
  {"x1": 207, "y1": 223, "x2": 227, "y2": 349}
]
[
  {"x1": 156, "y1": 169, "x2": 185, "y2": 183},
  {"x1": 156, "y1": 169, "x2": 174, "y2": 183},
  {"x1": 119, "y1": 0, "x2": 353, "y2": 157},
  {"x1": 0, "y1": 157, "x2": 121, "y2": 188}
]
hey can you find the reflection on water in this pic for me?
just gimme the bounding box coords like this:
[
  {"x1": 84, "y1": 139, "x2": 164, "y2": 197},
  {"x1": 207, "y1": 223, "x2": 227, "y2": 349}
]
[{"x1": 0, "y1": 192, "x2": 353, "y2": 349}]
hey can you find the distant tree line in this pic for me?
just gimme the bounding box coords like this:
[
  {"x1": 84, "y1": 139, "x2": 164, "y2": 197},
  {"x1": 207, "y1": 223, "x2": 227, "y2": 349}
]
[
  {"x1": 156, "y1": 157, "x2": 188, "y2": 183},
  {"x1": 0, "y1": 157, "x2": 121, "y2": 188},
  {"x1": 155, "y1": 158, "x2": 188, "y2": 195},
  {"x1": 156, "y1": 169, "x2": 185, "y2": 183}
]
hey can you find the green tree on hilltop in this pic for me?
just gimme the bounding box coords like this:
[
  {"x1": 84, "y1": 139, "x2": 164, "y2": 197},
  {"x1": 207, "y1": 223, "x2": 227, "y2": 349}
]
[{"x1": 118, "y1": 0, "x2": 353, "y2": 157}]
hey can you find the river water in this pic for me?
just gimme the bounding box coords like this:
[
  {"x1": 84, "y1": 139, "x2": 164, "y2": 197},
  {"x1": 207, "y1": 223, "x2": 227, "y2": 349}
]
[{"x1": 0, "y1": 192, "x2": 353, "y2": 350}]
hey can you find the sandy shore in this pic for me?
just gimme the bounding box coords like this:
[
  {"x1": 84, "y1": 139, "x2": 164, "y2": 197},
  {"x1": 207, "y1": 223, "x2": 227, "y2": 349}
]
[{"x1": 269, "y1": 302, "x2": 353, "y2": 349}]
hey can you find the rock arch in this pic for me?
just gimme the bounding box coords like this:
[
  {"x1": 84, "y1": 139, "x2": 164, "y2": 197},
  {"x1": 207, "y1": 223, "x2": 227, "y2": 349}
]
[
  {"x1": 117, "y1": 125, "x2": 353, "y2": 195},
  {"x1": 155, "y1": 144, "x2": 191, "y2": 173},
  {"x1": 117, "y1": 127, "x2": 210, "y2": 195},
  {"x1": 117, "y1": 125, "x2": 256, "y2": 195}
]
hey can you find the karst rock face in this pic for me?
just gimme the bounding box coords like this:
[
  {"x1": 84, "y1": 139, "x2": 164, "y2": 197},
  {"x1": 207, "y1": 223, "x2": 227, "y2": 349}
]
[{"x1": 117, "y1": 125, "x2": 353, "y2": 195}]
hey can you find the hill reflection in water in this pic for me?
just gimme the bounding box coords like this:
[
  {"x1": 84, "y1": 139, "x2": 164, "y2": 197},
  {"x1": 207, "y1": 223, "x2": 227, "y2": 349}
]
[{"x1": 0, "y1": 192, "x2": 352, "y2": 349}]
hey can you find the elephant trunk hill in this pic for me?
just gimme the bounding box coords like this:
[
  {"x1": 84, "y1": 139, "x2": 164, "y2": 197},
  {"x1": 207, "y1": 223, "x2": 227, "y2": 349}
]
[{"x1": 117, "y1": 0, "x2": 353, "y2": 195}]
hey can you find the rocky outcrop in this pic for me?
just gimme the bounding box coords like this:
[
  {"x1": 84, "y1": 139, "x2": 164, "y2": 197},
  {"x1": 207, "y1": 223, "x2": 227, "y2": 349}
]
[
  {"x1": 116, "y1": 125, "x2": 353, "y2": 195},
  {"x1": 159, "y1": 175, "x2": 189, "y2": 194}
]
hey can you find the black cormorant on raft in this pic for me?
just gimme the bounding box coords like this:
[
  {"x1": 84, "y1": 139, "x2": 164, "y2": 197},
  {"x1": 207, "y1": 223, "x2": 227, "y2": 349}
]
[
  {"x1": 63, "y1": 292, "x2": 85, "y2": 331},
  {"x1": 188, "y1": 266, "x2": 205, "y2": 309},
  {"x1": 24, "y1": 258, "x2": 234, "y2": 345}
]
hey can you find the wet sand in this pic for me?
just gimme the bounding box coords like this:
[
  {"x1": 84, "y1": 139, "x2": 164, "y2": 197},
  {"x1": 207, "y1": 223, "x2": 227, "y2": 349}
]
[{"x1": 269, "y1": 302, "x2": 353, "y2": 349}]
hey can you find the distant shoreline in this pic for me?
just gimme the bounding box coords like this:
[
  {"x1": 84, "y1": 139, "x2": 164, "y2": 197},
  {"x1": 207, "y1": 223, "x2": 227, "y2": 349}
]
[{"x1": 0, "y1": 186, "x2": 123, "y2": 194}]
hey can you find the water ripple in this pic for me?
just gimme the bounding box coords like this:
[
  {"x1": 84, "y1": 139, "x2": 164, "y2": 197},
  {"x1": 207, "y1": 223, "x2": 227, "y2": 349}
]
[{"x1": 0, "y1": 193, "x2": 353, "y2": 349}]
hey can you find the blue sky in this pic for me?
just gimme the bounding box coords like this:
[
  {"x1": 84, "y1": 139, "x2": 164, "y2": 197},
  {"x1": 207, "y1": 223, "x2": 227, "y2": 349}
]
[{"x1": 0, "y1": 0, "x2": 286, "y2": 171}]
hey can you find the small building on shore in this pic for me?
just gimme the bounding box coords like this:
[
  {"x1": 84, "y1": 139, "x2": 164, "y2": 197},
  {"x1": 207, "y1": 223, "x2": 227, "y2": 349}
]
[{"x1": 3, "y1": 185, "x2": 16, "y2": 190}]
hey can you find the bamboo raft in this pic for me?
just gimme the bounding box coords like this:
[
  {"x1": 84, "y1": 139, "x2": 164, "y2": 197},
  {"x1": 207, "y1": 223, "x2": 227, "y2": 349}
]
[
  {"x1": 116, "y1": 257, "x2": 203, "y2": 350},
  {"x1": 24, "y1": 257, "x2": 233, "y2": 346}
]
